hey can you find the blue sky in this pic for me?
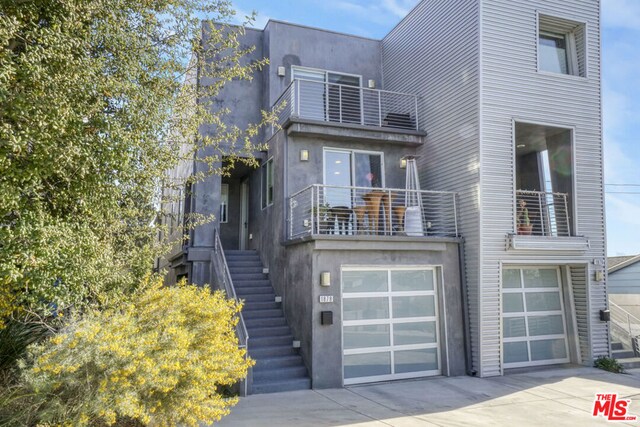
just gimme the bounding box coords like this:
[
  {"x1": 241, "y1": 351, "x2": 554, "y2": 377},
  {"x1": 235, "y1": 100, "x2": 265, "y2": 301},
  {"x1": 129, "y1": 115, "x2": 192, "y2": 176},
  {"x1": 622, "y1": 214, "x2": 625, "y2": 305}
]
[{"x1": 231, "y1": 0, "x2": 640, "y2": 256}]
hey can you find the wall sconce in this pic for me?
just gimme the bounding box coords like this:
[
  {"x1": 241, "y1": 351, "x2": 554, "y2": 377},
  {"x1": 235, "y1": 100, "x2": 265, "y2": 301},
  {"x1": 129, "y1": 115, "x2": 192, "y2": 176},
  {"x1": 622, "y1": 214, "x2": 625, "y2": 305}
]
[
  {"x1": 320, "y1": 271, "x2": 331, "y2": 287},
  {"x1": 277, "y1": 66, "x2": 286, "y2": 77},
  {"x1": 368, "y1": 79, "x2": 376, "y2": 89},
  {"x1": 300, "y1": 149, "x2": 309, "y2": 162},
  {"x1": 595, "y1": 270, "x2": 605, "y2": 282},
  {"x1": 400, "y1": 158, "x2": 407, "y2": 169}
]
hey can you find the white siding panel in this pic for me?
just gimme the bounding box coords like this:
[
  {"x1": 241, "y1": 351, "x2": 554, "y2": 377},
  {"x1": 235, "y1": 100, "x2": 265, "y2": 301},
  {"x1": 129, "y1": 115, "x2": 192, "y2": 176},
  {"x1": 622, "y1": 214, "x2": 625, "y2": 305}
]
[
  {"x1": 382, "y1": 0, "x2": 481, "y2": 374},
  {"x1": 480, "y1": 0, "x2": 607, "y2": 375}
]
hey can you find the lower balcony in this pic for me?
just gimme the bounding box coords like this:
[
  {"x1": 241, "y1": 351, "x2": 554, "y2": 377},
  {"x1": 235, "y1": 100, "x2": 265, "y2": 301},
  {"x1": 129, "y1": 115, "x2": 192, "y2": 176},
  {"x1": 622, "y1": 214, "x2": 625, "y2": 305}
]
[{"x1": 287, "y1": 184, "x2": 458, "y2": 241}]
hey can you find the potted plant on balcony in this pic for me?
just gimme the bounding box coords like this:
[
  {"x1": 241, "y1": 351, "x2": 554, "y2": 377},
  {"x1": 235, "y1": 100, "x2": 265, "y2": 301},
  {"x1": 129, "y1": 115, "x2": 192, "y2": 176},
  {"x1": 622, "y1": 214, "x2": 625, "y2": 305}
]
[{"x1": 517, "y1": 199, "x2": 533, "y2": 235}]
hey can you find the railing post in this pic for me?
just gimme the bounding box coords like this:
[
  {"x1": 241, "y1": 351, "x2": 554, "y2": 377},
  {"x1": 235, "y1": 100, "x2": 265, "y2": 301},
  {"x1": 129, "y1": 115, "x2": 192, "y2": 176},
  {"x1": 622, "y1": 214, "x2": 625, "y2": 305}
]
[
  {"x1": 387, "y1": 188, "x2": 392, "y2": 236},
  {"x1": 316, "y1": 185, "x2": 320, "y2": 235},
  {"x1": 289, "y1": 196, "x2": 293, "y2": 240},
  {"x1": 628, "y1": 313, "x2": 633, "y2": 344},
  {"x1": 563, "y1": 193, "x2": 570, "y2": 236},
  {"x1": 414, "y1": 96, "x2": 419, "y2": 130},
  {"x1": 378, "y1": 91, "x2": 382, "y2": 127}
]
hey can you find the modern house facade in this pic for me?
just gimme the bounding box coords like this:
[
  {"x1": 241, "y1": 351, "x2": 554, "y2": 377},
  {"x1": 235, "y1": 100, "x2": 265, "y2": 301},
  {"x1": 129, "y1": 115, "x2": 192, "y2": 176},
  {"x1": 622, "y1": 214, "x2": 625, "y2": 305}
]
[{"x1": 160, "y1": 0, "x2": 608, "y2": 394}]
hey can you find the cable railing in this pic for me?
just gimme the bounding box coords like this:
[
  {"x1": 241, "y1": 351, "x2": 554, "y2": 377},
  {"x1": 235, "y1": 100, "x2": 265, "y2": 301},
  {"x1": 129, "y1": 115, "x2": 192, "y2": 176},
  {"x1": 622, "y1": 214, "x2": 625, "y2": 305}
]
[
  {"x1": 288, "y1": 184, "x2": 458, "y2": 240},
  {"x1": 515, "y1": 190, "x2": 571, "y2": 237},
  {"x1": 211, "y1": 229, "x2": 249, "y2": 395},
  {"x1": 610, "y1": 301, "x2": 640, "y2": 355},
  {"x1": 271, "y1": 79, "x2": 420, "y2": 134}
]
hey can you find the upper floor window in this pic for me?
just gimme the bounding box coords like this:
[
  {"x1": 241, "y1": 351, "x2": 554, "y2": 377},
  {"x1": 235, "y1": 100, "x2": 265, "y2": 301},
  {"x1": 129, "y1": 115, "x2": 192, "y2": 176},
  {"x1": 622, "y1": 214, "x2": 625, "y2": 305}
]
[
  {"x1": 537, "y1": 14, "x2": 586, "y2": 77},
  {"x1": 261, "y1": 158, "x2": 274, "y2": 209}
]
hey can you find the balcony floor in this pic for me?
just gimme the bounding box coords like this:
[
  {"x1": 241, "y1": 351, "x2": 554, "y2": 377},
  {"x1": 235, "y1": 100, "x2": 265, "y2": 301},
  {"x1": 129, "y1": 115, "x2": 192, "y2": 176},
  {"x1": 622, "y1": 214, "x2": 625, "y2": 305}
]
[{"x1": 284, "y1": 234, "x2": 461, "y2": 252}]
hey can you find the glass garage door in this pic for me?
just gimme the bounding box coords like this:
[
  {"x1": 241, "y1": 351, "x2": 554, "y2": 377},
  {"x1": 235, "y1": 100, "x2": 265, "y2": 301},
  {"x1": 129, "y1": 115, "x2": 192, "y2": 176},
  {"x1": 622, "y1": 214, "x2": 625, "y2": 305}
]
[
  {"x1": 342, "y1": 268, "x2": 440, "y2": 385},
  {"x1": 502, "y1": 267, "x2": 570, "y2": 368}
]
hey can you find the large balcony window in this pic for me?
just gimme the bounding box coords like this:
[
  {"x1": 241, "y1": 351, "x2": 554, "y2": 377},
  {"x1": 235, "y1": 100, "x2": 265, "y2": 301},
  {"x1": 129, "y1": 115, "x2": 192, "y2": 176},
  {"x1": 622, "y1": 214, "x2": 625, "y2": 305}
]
[{"x1": 515, "y1": 123, "x2": 574, "y2": 237}]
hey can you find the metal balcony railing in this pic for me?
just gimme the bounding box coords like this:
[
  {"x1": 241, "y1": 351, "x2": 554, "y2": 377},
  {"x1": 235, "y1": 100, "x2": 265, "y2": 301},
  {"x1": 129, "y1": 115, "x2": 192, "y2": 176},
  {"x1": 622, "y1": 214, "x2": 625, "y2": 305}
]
[
  {"x1": 271, "y1": 79, "x2": 420, "y2": 134},
  {"x1": 610, "y1": 301, "x2": 640, "y2": 355},
  {"x1": 288, "y1": 184, "x2": 458, "y2": 240},
  {"x1": 515, "y1": 190, "x2": 571, "y2": 237}
]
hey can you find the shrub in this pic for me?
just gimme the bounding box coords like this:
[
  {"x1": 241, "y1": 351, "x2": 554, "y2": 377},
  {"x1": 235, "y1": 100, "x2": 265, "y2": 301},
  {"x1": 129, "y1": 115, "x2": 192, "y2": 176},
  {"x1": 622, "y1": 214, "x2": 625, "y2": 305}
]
[
  {"x1": 14, "y1": 279, "x2": 252, "y2": 426},
  {"x1": 594, "y1": 356, "x2": 625, "y2": 374}
]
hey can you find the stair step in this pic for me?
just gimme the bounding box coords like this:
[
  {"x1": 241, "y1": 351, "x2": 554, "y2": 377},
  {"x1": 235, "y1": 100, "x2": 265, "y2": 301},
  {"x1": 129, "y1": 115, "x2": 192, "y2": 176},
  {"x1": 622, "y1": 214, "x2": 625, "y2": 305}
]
[
  {"x1": 249, "y1": 344, "x2": 297, "y2": 358},
  {"x1": 253, "y1": 365, "x2": 308, "y2": 381},
  {"x1": 251, "y1": 377, "x2": 311, "y2": 394},
  {"x1": 612, "y1": 350, "x2": 636, "y2": 359},
  {"x1": 247, "y1": 325, "x2": 292, "y2": 337},
  {"x1": 232, "y1": 273, "x2": 269, "y2": 281},
  {"x1": 225, "y1": 250, "x2": 258, "y2": 254},
  {"x1": 619, "y1": 357, "x2": 640, "y2": 369},
  {"x1": 243, "y1": 309, "x2": 283, "y2": 319},
  {"x1": 253, "y1": 354, "x2": 304, "y2": 369},
  {"x1": 229, "y1": 266, "x2": 265, "y2": 274},
  {"x1": 611, "y1": 342, "x2": 624, "y2": 351},
  {"x1": 246, "y1": 317, "x2": 288, "y2": 328},
  {"x1": 250, "y1": 335, "x2": 294, "y2": 348},
  {"x1": 244, "y1": 301, "x2": 281, "y2": 311},
  {"x1": 233, "y1": 279, "x2": 273, "y2": 287},
  {"x1": 235, "y1": 286, "x2": 275, "y2": 295},
  {"x1": 227, "y1": 261, "x2": 264, "y2": 268},
  {"x1": 239, "y1": 293, "x2": 277, "y2": 303}
]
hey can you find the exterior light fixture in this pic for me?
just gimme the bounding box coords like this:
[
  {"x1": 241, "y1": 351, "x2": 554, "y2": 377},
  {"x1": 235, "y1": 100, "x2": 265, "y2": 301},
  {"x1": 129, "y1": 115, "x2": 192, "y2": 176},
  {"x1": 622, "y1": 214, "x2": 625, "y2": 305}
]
[
  {"x1": 368, "y1": 79, "x2": 376, "y2": 89},
  {"x1": 277, "y1": 66, "x2": 286, "y2": 77},
  {"x1": 320, "y1": 271, "x2": 331, "y2": 287},
  {"x1": 400, "y1": 158, "x2": 408, "y2": 169},
  {"x1": 300, "y1": 149, "x2": 309, "y2": 161},
  {"x1": 516, "y1": 144, "x2": 526, "y2": 149}
]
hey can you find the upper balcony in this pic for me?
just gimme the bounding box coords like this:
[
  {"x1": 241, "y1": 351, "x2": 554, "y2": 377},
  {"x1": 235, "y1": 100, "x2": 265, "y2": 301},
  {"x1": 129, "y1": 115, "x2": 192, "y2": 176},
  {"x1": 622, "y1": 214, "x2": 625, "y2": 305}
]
[{"x1": 269, "y1": 79, "x2": 423, "y2": 144}]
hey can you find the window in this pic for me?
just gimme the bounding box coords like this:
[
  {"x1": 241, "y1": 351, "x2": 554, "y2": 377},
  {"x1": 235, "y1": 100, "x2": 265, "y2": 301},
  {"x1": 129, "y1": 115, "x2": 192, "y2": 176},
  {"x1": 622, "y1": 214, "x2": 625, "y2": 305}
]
[
  {"x1": 538, "y1": 14, "x2": 586, "y2": 77},
  {"x1": 291, "y1": 66, "x2": 362, "y2": 124},
  {"x1": 323, "y1": 149, "x2": 384, "y2": 207},
  {"x1": 220, "y1": 184, "x2": 229, "y2": 223},
  {"x1": 261, "y1": 158, "x2": 274, "y2": 209}
]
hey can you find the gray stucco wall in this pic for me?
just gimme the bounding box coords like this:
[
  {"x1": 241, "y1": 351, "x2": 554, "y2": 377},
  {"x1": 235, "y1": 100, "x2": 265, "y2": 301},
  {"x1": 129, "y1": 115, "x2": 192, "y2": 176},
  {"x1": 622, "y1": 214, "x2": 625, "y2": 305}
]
[{"x1": 262, "y1": 21, "x2": 382, "y2": 110}]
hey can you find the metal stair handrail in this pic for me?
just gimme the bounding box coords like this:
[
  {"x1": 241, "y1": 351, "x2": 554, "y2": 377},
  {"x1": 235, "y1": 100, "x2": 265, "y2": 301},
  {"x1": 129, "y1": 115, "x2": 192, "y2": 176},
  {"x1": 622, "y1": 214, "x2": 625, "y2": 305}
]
[
  {"x1": 609, "y1": 300, "x2": 640, "y2": 354},
  {"x1": 211, "y1": 229, "x2": 249, "y2": 395}
]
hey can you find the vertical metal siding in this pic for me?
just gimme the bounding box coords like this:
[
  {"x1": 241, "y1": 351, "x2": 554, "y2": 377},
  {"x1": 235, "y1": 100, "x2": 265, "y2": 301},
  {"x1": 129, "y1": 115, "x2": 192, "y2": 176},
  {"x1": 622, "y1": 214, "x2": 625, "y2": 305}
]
[
  {"x1": 382, "y1": 0, "x2": 482, "y2": 374},
  {"x1": 480, "y1": 0, "x2": 607, "y2": 375}
]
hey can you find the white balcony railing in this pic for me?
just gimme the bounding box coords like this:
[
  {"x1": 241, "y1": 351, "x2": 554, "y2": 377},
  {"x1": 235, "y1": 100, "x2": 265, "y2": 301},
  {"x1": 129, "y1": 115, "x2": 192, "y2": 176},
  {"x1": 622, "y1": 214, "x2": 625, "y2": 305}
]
[
  {"x1": 272, "y1": 79, "x2": 420, "y2": 133},
  {"x1": 515, "y1": 190, "x2": 571, "y2": 237},
  {"x1": 288, "y1": 184, "x2": 458, "y2": 240}
]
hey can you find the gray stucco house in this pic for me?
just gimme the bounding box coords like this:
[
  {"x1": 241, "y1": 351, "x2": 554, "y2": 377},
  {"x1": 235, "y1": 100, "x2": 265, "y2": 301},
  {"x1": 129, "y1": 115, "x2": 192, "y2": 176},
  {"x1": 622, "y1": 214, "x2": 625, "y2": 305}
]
[{"x1": 160, "y1": 0, "x2": 609, "y2": 394}]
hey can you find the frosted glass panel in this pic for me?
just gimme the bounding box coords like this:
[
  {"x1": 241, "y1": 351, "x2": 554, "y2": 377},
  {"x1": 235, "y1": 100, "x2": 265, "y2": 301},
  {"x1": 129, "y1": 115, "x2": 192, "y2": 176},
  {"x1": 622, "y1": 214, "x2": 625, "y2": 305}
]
[
  {"x1": 525, "y1": 292, "x2": 561, "y2": 312},
  {"x1": 503, "y1": 269, "x2": 521, "y2": 288},
  {"x1": 503, "y1": 317, "x2": 526, "y2": 338},
  {"x1": 530, "y1": 339, "x2": 567, "y2": 361},
  {"x1": 393, "y1": 321, "x2": 436, "y2": 345},
  {"x1": 503, "y1": 293, "x2": 524, "y2": 313},
  {"x1": 528, "y1": 315, "x2": 564, "y2": 336},
  {"x1": 394, "y1": 348, "x2": 438, "y2": 374},
  {"x1": 343, "y1": 297, "x2": 389, "y2": 321},
  {"x1": 504, "y1": 341, "x2": 529, "y2": 364},
  {"x1": 523, "y1": 269, "x2": 559, "y2": 288},
  {"x1": 392, "y1": 296, "x2": 435, "y2": 318},
  {"x1": 391, "y1": 270, "x2": 434, "y2": 291},
  {"x1": 343, "y1": 325, "x2": 390, "y2": 350},
  {"x1": 343, "y1": 270, "x2": 388, "y2": 293},
  {"x1": 344, "y1": 352, "x2": 391, "y2": 379}
]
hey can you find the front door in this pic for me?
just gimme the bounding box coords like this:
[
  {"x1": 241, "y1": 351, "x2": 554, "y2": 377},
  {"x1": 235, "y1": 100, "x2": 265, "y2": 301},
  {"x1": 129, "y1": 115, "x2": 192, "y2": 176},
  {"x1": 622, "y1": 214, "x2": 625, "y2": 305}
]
[
  {"x1": 239, "y1": 180, "x2": 249, "y2": 250},
  {"x1": 501, "y1": 267, "x2": 570, "y2": 368},
  {"x1": 341, "y1": 267, "x2": 441, "y2": 385}
]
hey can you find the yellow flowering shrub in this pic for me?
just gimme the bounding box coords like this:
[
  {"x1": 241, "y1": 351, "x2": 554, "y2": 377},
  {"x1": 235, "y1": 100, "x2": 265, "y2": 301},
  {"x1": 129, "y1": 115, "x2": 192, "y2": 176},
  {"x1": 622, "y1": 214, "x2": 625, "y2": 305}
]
[{"x1": 21, "y1": 279, "x2": 253, "y2": 426}]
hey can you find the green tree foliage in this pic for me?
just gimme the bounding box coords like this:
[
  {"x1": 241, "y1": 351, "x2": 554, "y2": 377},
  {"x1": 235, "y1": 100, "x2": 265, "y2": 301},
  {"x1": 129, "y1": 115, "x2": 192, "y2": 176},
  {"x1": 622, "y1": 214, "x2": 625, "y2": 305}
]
[{"x1": 0, "y1": 0, "x2": 271, "y2": 324}]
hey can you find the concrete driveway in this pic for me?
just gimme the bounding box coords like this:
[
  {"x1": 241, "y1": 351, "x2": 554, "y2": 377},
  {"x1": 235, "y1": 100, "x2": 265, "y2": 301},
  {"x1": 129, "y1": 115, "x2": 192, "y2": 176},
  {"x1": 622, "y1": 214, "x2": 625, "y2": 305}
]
[{"x1": 215, "y1": 367, "x2": 640, "y2": 426}]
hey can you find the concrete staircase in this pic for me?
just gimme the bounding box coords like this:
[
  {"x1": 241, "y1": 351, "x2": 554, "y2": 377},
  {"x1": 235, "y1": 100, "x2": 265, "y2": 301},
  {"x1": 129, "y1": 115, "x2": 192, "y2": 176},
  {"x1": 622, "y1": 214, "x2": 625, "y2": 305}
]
[
  {"x1": 611, "y1": 341, "x2": 640, "y2": 369},
  {"x1": 225, "y1": 250, "x2": 311, "y2": 394}
]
